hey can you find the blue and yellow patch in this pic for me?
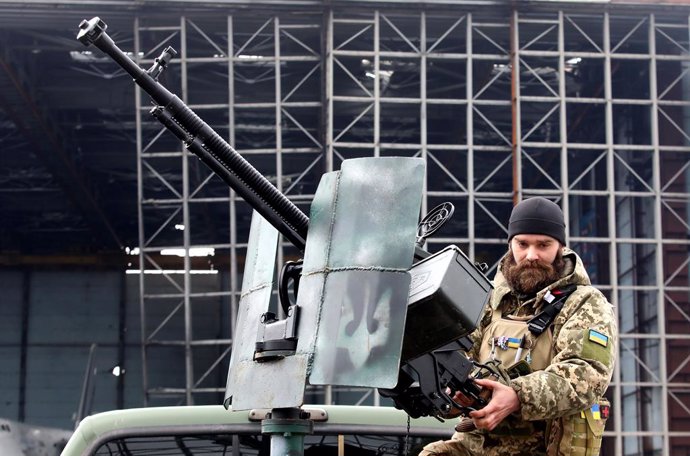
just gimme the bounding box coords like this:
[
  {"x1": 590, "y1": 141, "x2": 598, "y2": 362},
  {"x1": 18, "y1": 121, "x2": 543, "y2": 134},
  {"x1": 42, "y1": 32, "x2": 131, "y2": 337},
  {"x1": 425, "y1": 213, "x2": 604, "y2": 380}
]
[
  {"x1": 506, "y1": 337, "x2": 521, "y2": 349},
  {"x1": 588, "y1": 329, "x2": 608, "y2": 347},
  {"x1": 591, "y1": 404, "x2": 601, "y2": 420},
  {"x1": 581, "y1": 329, "x2": 614, "y2": 367},
  {"x1": 580, "y1": 404, "x2": 602, "y2": 420}
]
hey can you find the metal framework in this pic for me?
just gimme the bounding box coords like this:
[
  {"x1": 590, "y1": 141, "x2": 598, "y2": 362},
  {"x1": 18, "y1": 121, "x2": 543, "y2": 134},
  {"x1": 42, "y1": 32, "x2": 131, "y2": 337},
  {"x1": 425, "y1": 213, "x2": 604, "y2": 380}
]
[{"x1": 134, "y1": 6, "x2": 690, "y2": 455}]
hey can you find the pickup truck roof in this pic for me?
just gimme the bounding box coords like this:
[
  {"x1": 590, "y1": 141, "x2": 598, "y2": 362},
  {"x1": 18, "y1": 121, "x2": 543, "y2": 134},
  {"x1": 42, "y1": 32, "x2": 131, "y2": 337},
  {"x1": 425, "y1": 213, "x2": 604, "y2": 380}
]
[{"x1": 62, "y1": 404, "x2": 455, "y2": 456}]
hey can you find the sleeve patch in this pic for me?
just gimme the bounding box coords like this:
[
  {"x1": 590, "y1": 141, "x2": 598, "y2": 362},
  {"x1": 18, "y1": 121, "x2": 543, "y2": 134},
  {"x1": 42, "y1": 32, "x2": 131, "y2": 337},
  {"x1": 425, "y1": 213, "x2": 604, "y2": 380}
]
[
  {"x1": 588, "y1": 329, "x2": 608, "y2": 347},
  {"x1": 581, "y1": 329, "x2": 614, "y2": 367},
  {"x1": 591, "y1": 404, "x2": 601, "y2": 420}
]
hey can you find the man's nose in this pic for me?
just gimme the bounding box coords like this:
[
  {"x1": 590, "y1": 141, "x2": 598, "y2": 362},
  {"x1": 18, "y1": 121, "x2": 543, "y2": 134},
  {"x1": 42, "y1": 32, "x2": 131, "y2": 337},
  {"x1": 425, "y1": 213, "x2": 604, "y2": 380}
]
[{"x1": 526, "y1": 247, "x2": 540, "y2": 261}]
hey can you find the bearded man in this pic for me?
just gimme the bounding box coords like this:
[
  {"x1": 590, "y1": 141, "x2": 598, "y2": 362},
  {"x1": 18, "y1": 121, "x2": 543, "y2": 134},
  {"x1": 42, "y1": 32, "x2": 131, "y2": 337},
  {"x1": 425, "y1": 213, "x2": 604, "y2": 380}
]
[{"x1": 420, "y1": 197, "x2": 617, "y2": 456}]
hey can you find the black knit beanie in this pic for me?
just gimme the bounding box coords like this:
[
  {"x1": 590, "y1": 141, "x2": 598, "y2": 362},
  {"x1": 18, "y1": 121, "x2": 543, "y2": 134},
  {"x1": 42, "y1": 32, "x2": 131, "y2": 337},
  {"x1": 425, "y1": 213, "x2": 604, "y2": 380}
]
[{"x1": 507, "y1": 197, "x2": 566, "y2": 245}]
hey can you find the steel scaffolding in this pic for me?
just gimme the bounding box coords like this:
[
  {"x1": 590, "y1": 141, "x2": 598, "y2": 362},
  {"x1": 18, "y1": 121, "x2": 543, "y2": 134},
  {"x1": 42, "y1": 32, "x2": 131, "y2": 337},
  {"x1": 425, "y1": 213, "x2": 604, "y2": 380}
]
[{"x1": 134, "y1": 6, "x2": 690, "y2": 455}]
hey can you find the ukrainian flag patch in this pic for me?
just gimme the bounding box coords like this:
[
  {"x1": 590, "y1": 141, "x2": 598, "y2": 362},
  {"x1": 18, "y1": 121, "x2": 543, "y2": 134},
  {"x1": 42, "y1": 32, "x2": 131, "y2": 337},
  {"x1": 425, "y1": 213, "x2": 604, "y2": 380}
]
[
  {"x1": 507, "y1": 337, "x2": 521, "y2": 349},
  {"x1": 591, "y1": 404, "x2": 601, "y2": 420},
  {"x1": 588, "y1": 329, "x2": 608, "y2": 347}
]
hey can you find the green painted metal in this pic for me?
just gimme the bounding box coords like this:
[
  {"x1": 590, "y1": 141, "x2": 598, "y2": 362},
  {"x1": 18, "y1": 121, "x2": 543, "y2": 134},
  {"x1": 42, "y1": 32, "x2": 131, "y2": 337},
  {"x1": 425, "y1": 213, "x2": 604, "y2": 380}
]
[
  {"x1": 308, "y1": 157, "x2": 425, "y2": 388},
  {"x1": 61, "y1": 404, "x2": 454, "y2": 456}
]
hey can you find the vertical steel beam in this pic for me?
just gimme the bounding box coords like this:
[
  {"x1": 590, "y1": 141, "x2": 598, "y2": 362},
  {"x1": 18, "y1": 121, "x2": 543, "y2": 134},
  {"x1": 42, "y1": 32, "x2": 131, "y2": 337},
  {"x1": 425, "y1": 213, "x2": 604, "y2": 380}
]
[
  {"x1": 134, "y1": 16, "x2": 149, "y2": 407},
  {"x1": 274, "y1": 17, "x2": 285, "y2": 293},
  {"x1": 683, "y1": 18, "x2": 690, "y2": 454},
  {"x1": 275, "y1": 17, "x2": 283, "y2": 192},
  {"x1": 467, "y1": 13, "x2": 475, "y2": 259},
  {"x1": 228, "y1": 16, "x2": 236, "y2": 151},
  {"x1": 510, "y1": 9, "x2": 522, "y2": 204},
  {"x1": 227, "y1": 15, "x2": 239, "y2": 376},
  {"x1": 686, "y1": 24, "x2": 690, "y2": 383},
  {"x1": 648, "y1": 13, "x2": 670, "y2": 456},
  {"x1": 374, "y1": 11, "x2": 380, "y2": 158},
  {"x1": 558, "y1": 11, "x2": 569, "y2": 241},
  {"x1": 603, "y1": 13, "x2": 622, "y2": 456},
  {"x1": 179, "y1": 16, "x2": 194, "y2": 406},
  {"x1": 117, "y1": 271, "x2": 126, "y2": 410},
  {"x1": 683, "y1": 15, "x2": 690, "y2": 456},
  {"x1": 420, "y1": 12, "x2": 428, "y2": 218},
  {"x1": 326, "y1": 9, "x2": 334, "y2": 173}
]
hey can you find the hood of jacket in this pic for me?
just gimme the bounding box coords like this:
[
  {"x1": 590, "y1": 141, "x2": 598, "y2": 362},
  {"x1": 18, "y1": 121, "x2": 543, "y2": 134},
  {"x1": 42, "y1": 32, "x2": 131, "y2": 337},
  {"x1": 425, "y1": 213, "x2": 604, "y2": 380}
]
[{"x1": 489, "y1": 247, "x2": 592, "y2": 310}]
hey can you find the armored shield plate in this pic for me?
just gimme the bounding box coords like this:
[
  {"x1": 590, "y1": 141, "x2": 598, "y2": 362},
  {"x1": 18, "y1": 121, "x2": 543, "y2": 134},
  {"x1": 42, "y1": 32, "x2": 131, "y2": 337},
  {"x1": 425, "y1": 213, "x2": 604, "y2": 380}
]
[
  {"x1": 225, "y1": 157, "x2": 425, "y2": 409},
  {"x1": 224, "y1": 212, "x2": 309, "y2": 410},
  {"x1": 307, "y1": 157, "x2": 425, "y2": 388}
]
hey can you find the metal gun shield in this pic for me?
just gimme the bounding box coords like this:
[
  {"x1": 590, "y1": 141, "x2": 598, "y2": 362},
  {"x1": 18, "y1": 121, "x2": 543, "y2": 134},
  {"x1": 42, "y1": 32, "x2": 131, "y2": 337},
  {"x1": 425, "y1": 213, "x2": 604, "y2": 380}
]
[
  {"x1": 224, "y1": 212, "x2": 309, "y2": 410},
  {"x1": 307, "y1": 157, "x2": 425, "y2": 388}
]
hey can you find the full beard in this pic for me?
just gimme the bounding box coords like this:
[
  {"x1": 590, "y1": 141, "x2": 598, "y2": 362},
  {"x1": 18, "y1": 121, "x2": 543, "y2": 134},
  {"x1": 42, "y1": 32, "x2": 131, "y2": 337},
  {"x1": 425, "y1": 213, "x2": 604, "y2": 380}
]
[{"x1": 501, "y1": 249, "x2": 566, "y2": 296}]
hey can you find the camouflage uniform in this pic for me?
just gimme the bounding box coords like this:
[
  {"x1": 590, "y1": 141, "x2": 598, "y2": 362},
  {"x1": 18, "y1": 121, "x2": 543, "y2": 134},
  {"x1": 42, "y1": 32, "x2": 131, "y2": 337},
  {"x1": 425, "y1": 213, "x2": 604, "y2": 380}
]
[{"x1": 420, "y1": 248, "x2": 617, "y2": 456}]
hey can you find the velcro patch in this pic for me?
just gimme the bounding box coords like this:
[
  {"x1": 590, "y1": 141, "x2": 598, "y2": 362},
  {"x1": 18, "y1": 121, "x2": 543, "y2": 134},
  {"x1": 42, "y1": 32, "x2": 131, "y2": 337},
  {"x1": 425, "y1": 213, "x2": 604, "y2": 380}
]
[
  {"x1": 588, "y1": 329, "x2": 608, "y2": 347},
  {"x1": 506, "y1": 337, "x2": 521, "y2": 349},
  {"x1": 581, "y1": 329, "x2": 614, "y2": 367},
  {"x1": 580, "y1": 404, "x2": 606, "y2": 420},
  {"x1": 601, "y1": 404, "x2": 610, "y2": 419},
  {"x1": 591, "y1": 404, "x2": 601, "y2": 420}
]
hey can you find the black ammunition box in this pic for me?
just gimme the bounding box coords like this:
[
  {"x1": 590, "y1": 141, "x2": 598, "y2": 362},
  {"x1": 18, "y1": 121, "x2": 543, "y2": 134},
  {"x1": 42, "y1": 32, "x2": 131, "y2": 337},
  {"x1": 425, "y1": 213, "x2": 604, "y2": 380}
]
[{"x1": 402, "y1": 245, "x2": 493, "y2": 362}]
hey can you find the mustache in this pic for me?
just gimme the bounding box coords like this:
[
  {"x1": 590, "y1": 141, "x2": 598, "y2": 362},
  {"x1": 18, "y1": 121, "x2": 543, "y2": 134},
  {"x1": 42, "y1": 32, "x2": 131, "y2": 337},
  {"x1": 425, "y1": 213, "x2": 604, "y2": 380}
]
[
  {"x1": 515, "y1": 259, "x2": 553, "y2": 272},
  {"x1": 502, "y1": 254, "x2": 562, "y2": 295}
]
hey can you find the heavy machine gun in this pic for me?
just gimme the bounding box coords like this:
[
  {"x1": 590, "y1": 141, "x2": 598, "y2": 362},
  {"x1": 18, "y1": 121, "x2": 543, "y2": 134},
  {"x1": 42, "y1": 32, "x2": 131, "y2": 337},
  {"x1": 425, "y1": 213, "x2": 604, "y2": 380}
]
[
  {"x1": 76, "y1": 17, "x2": 493, "y2": 421},
  {"x1": 77, "y1": 17, "x2": 307, "y2": 251}
]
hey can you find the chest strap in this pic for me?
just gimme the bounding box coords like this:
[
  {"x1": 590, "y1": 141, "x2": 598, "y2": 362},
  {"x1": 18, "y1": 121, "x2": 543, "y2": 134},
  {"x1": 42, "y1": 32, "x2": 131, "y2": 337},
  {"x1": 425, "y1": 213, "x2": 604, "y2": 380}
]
[{"x1": 527, "y1": 284, "x2": 578, "y2": 336}]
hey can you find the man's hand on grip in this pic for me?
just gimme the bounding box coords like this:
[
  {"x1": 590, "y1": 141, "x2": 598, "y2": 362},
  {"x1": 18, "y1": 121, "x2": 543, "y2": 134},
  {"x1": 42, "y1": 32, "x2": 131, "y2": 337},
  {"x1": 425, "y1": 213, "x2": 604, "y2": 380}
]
[{"x1": 467, "y1": 378, "x2": 521, "y2": 431}]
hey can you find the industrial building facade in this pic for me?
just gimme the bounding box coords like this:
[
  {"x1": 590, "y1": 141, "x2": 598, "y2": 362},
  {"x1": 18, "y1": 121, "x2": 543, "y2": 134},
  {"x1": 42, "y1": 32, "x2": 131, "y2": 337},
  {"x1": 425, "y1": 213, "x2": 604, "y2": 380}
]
[
  {"x1": 0, "y1": 1, "x2": 689, "y2": 456},
  {"x1": 129, "y1": 4, "x2": 690, "y2": 455}
]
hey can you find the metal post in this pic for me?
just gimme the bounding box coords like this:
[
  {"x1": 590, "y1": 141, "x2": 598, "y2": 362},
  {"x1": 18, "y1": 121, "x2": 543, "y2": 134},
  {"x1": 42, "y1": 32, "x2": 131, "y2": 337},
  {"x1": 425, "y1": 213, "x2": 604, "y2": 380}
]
[
  {"x1": 648, "y1": 13, "x2": 670, "y2": 456},
  {"x1": 374, "y1": 11, "x2": 380, "y2": 158},
  {"x1": 117, "y1": 271, "x2": 126, "y2": 409},
  {"x1": 180, "y1": 16, "x2": 194, "y2": 406},
  {"x1": 274, "y1": 17, "x2": 287, "y2": 299},
  {"x1": 228, "y1": 14, "x2": 239, "y2": 384},
  {"x1": 420, "y1": 11, "x2": 428, "y2": 218},
  {"x1": 134, "y1": 15, "x2": 149, "y2": 407},
  {"x1": 261, "y1": 408, "x2": 314, "y2": 456},
  {"x1": 510, "y1": 9, "x2": 522, "y2": 204},
  {"x1": 603, "y1": 12, "x2": 622, "y2": 456},
  {"x1": 467, "y1": 13, "x2": 475, "y2": 259},
  {"x1": 558, "y1": 11, "x2": 569, "y2": 239},
  {"x1": 326, "y1": 10, "x2": 334, "y2": 176}
]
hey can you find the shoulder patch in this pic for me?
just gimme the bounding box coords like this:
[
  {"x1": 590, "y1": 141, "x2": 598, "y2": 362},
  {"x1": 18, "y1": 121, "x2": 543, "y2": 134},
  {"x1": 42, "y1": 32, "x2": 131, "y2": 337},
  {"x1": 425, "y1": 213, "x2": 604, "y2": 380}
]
[
  {"x1": 588, "y1": 329, "x2": 608, "y2": 347},
  {"x1": 581, "y1": 329, "x2": 614, "y2": 368}
]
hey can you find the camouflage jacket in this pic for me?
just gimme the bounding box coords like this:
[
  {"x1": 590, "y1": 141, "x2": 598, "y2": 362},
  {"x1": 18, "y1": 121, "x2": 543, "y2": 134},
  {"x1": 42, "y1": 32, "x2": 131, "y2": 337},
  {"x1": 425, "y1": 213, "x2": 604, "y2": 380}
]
[{"x1": 467, "y1": 247, "x2": 617, "y2": 422}]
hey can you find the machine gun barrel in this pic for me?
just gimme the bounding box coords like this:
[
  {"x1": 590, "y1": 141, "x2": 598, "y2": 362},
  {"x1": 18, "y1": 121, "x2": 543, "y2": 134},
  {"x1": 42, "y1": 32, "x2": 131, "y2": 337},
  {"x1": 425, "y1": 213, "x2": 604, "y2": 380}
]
[{"x1": 77, "y1": 17, "x2": 308, "y2": 250}]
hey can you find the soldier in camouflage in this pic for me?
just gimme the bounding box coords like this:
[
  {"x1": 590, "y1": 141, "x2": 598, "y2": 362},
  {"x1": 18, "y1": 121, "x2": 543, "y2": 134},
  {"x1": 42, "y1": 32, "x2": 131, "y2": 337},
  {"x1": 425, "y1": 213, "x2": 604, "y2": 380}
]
[{"x1": 420, "y1": 197, "x2": 617, "y2": 456}]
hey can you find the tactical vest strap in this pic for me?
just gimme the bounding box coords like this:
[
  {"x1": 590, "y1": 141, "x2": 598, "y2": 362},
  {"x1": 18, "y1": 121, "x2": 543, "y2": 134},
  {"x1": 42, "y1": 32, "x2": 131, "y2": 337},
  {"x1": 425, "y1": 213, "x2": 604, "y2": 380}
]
[{"x1": 527, "y1": 284, "x2": 578, "y2": 336}]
